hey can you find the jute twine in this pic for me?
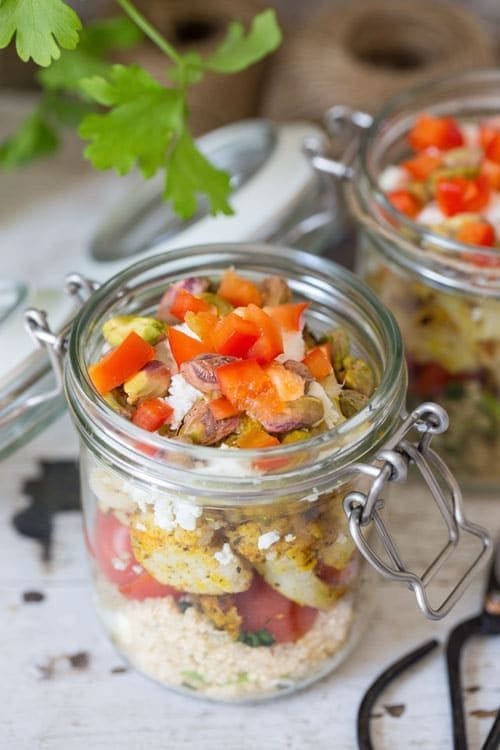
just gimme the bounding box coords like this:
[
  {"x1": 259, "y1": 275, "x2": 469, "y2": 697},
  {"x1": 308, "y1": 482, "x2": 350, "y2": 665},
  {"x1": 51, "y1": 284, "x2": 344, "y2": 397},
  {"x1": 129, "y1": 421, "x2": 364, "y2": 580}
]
[
  {"x1": 260, "y1": 0, "x2": 497, "y2": 121},
  {"x1": 129, "y1": 0, "x2": 269, "y2": 134}
]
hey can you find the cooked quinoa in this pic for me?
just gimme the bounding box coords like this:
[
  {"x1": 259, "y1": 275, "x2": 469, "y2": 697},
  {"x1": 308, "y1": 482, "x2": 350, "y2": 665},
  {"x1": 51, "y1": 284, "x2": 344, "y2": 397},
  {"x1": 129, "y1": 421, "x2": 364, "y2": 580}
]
[{"x1": 96, "y1": 576, "x2": 355, "y2": 700}]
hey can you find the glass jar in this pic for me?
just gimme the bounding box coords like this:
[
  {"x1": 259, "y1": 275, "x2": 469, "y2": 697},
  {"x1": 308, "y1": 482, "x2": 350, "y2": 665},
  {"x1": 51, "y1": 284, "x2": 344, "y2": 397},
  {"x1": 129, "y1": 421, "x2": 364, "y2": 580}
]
[
  {"x1": 19, "y1": 243, "x2": 490, "y2": 701},
  {"x1": 306, "y1": 71, "x2": 500, "y2": 491}
]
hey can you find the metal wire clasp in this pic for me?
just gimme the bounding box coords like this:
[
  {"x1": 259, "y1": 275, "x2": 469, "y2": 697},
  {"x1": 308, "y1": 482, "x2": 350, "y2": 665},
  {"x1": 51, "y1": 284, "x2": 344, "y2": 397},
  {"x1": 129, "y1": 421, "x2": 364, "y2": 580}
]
[{"x1": 344, "y1": 402, "x2": 492, "y2": 620}]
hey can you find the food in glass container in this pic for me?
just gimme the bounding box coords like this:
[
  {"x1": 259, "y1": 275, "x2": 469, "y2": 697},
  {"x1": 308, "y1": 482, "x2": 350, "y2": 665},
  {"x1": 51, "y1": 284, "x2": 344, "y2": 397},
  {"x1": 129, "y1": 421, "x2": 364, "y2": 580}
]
[{"x1": 84, "y1": 269, "x2": 375, "y2": 700}]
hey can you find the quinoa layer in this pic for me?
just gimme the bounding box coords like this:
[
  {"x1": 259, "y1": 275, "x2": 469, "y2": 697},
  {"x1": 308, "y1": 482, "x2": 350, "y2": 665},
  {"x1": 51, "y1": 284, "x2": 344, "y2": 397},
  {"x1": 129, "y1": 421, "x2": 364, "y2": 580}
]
[{"x1": 96, "y1": 576, "x2": 355, "y2": 700}]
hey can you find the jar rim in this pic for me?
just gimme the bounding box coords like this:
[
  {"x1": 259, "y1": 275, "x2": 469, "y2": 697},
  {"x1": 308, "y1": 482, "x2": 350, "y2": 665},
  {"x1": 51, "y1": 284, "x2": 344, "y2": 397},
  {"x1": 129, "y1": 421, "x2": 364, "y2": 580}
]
[
  {"x1": 354, "y1": 68, "x2": 500, "y2": 296},
  {"x1": 65, "y1": 243, "x2": 406, "y2": 501}
]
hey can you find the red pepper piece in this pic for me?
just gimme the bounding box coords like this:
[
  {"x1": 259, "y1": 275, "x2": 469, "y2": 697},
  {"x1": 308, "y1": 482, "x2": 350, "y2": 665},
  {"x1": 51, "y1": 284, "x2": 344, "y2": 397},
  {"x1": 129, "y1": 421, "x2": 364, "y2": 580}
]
[{"x1": 88, "y1": 332, "x2": 155, "y2": 395}]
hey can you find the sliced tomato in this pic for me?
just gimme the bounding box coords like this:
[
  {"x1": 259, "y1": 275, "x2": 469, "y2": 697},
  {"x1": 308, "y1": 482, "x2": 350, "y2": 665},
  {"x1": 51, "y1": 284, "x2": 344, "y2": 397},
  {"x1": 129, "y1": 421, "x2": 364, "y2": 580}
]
[
  {"x1": 436, "y1": 175, "x2": 490, "y2": 217},
  {"x1": 266, "y1": 302, "x2": 309, "y2": 332},
  {"x1": 239, "y1": 304, "x2": 283, "y2": 363},
  {"x1": 387, "y1": 189, "x2": 421, "y2": 219},
  {"x1": 408, "y1": 114, "x2": 463, "y2": 151},
  {"x1": 212, "y1": 312, "x2": 260, "y2": 357},
  {"x1": 88, "y1": 332, "x2": 155, "y2": 395},
  {"x1": 208, "y1": 396, "x2": 241, "y2": 420},
  {"x1": 93, "y1": 510, "x2": 137, "y2": 586},
  {"x1": 119, "y1": 571, "x2": 182, "y2": 601},
  {"x1": 132, "y1": 398, "x2": 172, "y2": 431},
  {"x1": 234, "y1": 574, "x2": 318, "y2": 644},
  {"x1": 168, "y1": 327, "x2": 211, "y2": 366},
  {"x1": 217, "y1": 269, "x2": 263, "y2": 308},
  {"x1": 403, "y1": 150, "x2": 442, "y2": 181},
  {"x1": 303, "y1": 345, "x2": 333, "y2": 380},
  {"x1": 455, "y1": 220, "x2": 495, "y2": 247},
  {"x1": 170, "y1": 289, "x2": 213, "y2": 320}
]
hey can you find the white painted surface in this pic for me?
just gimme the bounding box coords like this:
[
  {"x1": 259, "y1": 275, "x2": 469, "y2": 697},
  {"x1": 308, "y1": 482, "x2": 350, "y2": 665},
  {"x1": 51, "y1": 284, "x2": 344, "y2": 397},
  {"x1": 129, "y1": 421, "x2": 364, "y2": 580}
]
[{"x1": 1, "y1": 93, "x2": 499, "y2": 749}]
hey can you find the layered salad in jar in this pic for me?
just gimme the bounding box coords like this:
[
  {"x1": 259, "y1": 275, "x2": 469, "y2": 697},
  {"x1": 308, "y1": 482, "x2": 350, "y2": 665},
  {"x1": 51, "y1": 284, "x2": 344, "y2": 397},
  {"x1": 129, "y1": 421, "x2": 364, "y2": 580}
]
[
  {"x1": 371, "y1": 113, "x2": 500, "y2": 483},
  {"x1": 83, "y1": 269, "x2": 376, "y2": 700}
]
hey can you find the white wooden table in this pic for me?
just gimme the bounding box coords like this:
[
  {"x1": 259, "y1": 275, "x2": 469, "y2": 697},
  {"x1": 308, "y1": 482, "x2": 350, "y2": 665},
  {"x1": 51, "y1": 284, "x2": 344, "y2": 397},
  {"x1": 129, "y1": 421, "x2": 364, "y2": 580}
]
[{"x1": 1, "y1": 94, "x2": 500, "y2": 750}]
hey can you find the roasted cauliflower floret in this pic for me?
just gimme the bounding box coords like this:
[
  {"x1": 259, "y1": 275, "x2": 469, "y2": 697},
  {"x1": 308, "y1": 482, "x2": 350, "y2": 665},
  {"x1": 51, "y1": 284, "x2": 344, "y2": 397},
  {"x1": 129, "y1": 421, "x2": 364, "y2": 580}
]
[{"x1": 130, "y1": 513, "x2": 253, "y2": 595}]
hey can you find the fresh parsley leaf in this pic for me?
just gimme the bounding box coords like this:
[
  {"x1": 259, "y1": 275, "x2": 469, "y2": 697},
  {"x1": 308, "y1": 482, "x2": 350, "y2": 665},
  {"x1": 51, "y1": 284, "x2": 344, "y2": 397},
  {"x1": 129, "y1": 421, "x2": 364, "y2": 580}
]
[
  {"x1": 79, "y1": 64, "x2": 184, "y2": 177},
  {"x1": 0, "y1": 110, "x2": 59, "y2": 168},
  {"x1": 0, "y1": 0, "x2": 82, "y2": 67},
  {"x1": 168, "y1": 52, "x2": 204, "y2": 87},
  {"x1": 206, "y1": 9, "x2": 281, "y2": 74},
  {"x1": 238, "y1": 628, "x2": 275, "y2": 647},
  {"x1": 164, "y1": 129, "x2": 232, "y2": 219},
  {"x1": 38, "y1": 17, "x2": 142, "y2": 93}
]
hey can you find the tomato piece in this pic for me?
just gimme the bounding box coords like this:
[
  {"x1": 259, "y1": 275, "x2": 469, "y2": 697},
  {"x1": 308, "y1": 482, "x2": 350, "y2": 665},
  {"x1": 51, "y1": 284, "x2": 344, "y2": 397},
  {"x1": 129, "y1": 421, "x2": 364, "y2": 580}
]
[
  {"x1": 436, "y1": 175, "x2": 490, "y2": 217},
  {"x1": 303, "y1": 345, "x2": 333, "y2": 380},
  {"x1": 89, "y1": 332, "x2": 155, "y2": 395},
  {"x1": 208, "y1": 397, "x2": 241, "y2": 420},
  {"x1": 93, "y1": 510, "x2": 137, "y2": 586},
  {"x1": 408, "y1": 114, "x2": 463, "y2": 151},
  {"x1": 263, "y1": 361, "x2": 305, "y2": 401},
  {"x1": 217, "y1": 269, "x2": 263, "y2": 308},
  {"x1": 216, "y1": 359, "x2": 284, "y2": 420},
  {"x1": 403, "y1": 150, "x2": 442, "y2": 181},
  {"x1": 316, "y1": 559, "x2": 357, "y2": 589},
  {"x1": 480, "y1": 159, "x2": 500, "y2": 190},
  {"x1": 387, "y1": 190, "x2": 421, "y2": 219},
  {"x1": 485, "y1": 133, "x2": 500, "y2": 164},
  {"x1": 239, "y1": 304, "x2": 283, "y2": 363},
  {"x1": 266, "y1": 302, "x2": 309, "y2": 332},
  {"x1": 119, "y1": 571, "x2": 182, "y2": 601},
  {"x1": 234, "y1": 575, "x2": 318, "y2": 644},
  {"x1": 479, "y1": 117, "x2": 500, "y2": 150},
  {"x1": 212, "y1": 312, "x2": 260, "y2": 357},
  {"x1": 168, "y1": 327, "x2": 211, "y2": 366},
  {"x1": 132, "y1": 398, "x2": 172, "y2": 431},
  {"x1": 170, "y1": 289, "x2": 212, "y2": 321},
  {"x1": 184, "y1": 311, "x2": 218, "y2": 349},
  {"x1": 455, "y1": 220, "x2": 495, "y2": 247}
]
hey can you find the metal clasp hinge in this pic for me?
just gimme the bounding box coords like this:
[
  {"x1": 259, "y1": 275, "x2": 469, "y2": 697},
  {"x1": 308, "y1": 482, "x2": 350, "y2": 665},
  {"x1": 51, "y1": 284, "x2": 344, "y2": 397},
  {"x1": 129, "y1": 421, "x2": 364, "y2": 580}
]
[
  {"x1": 345, "y1": 402, "x2": 492, "y2": 620},
  {"x1": 303, "y1": 105, "x2": 373, "y2": 181}
]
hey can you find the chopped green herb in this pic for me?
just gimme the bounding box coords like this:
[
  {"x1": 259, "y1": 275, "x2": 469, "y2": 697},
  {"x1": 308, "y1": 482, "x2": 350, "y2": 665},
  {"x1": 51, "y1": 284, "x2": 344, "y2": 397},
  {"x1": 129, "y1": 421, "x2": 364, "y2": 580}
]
[
  {"x1": 238, "y1": 628, "x2": 275, "y2": 647},
  {"x1": 444, "y1": 382, "x2": 465, "y2": 400},
  {"x1": 236, "y1": 671, "x2": 249, "y2": 683},
  {"x1": 181, "y1": 670, "x2": 206, "y2": 683},
  {"x1": 176, "y1": 599, "x2": 193, "y2": 614}
]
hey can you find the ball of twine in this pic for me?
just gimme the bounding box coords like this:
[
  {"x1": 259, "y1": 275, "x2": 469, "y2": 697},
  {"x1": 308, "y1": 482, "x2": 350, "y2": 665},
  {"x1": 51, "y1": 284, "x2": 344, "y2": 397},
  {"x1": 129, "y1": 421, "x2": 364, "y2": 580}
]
[
  {"x1": 261, "y1": 0, "x2": 497, "y2": 122},
  {"x1": 130, "y1": 0, "x2": 269, "y2": 134}
]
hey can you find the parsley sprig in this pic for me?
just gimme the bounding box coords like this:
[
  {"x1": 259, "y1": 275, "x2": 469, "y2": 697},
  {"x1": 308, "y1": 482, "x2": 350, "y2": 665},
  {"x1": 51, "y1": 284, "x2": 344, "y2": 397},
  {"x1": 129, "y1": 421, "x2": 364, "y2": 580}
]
[{"x1": 0, "y1": 0, "x2": 282, "y2": 219}]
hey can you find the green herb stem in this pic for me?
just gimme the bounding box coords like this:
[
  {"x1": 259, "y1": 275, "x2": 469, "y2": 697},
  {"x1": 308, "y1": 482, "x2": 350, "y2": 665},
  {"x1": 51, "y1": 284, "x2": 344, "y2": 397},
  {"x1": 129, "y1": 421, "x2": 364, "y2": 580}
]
[{"x1": 114, "y1": 0, "x2": 181, "y2": 65}]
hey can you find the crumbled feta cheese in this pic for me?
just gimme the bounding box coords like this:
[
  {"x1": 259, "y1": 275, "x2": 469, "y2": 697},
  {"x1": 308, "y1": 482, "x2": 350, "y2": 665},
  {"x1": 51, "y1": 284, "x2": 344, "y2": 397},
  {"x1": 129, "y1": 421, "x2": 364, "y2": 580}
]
[
  {"x1": 461, "y1": 122, "x2": 480, "y2": 148},
  {"x1": 165, "y1": 373, "x2": 204, "y2": 429},
  {"x1": 111, "y1": 556, "x2": 130, "y2": 571},
  {"x1": 213, "y1": 543, "x2": 236, "y2": 566},
  {"x1": 336, "y1": 533, "x2": 348, "y2": 545},
  {"x1": 135, "y1": 521, "x2": 147, "y2": 532},
  {"x1": 174, "y1": 500, "x2": 202, "y2": 531},
  {"x1": 276, "y1": 330, "x2": 305, "y2": 362},
  {"x1": 132, "y1": 564, "x2": 143, "y2": 575},
  {"x1": 284, "y1": 534, "x2": 296, "y2": 542},
  {"x1": 471, "y1": 306, "x2": 483, "y2": 323},
  {"x1": 378, "y1": 165, "x2": 409, "y2": 192},
  {"x1": 257, "y1": 530, "x2": 280, "y2": 550},
  {"x1": 307, "y1": 381, "x2": 344, "y2": 429},
  {"x1": 417, "y1": 202, "x2": 445, "y2": 226},
  {"x1": 153, "y1": 495, "x2": 175, "y2": 531}
]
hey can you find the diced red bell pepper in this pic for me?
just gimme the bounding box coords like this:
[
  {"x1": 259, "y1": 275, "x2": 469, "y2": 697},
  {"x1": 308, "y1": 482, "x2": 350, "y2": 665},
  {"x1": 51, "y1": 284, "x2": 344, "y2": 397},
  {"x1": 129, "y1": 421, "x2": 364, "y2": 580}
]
[
  {"x1": 208, "y1": 397, "x2": 241, "y2": 420},
  {"x1": 403, "y1": 150, "x2": 442, "y2": 181},
  {"x1": 455, "y1": 220, "x2": 495, "y2": 247},
  {"x1": 132, "y1": 398, "x2": 172, "y2": 431},
  {"x1": 479, "y1": 117, "x2": 500, "y2": 150},
  {"x1": 263, "y1": 361, "x2": 305, "y2": 401},
  {"x1": 217, "y1": 269, "x2": 263, "y2": 307},
  {"x1": 233, "y1": 574, "x2": 318, "y2": 644},
  {"x1": 212, "y1": 312, "x2": 260, "y2": 357},
  {"x1": 119, "y1": 571, "x2": 182, "y2": 601},
  {"x1": 89, "y1": 332, "x2": 155, "y2": 395},
  {"x1": 239, "y1": 304, "x2": 283, "y2": 363},
  {"x1": 266, "y1": 302, "x2": 309, "y2": 331},
  {"x1": 387, "y1": 189, "x2": 421, "y2": 219},
  {"x1": 216, "y1": 359, "x2": 283, "y2": 420},
  {"x1": 169, "y1": 288, "x2": 213, "y2": 321},
  {"x1": 408, "y1": 114, "x2": 463, "y2": 151},
  {"x1": 485, "y1": 133, "x2": 500, "y2": 164},
  {"x1": 168, "y1": 327, "x2": 210, "y2": 366},
  {"x1": 480, "y1": 159, "x2": 500, "y2": 190},
  {"x1": 303, "y1": 345, "x2": 333, "y2": 379},
  {"x1": 436, "y1": 175, "x2": 490, "y2": 217}
]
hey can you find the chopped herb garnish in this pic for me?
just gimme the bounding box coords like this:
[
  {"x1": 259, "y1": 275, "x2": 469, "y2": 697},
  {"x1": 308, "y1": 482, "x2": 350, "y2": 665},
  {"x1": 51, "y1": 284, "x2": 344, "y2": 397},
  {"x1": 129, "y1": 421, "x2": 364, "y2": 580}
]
[
  {"x1": 238, "y1": 628, "x2": 275, "y2": 647},
  {"x1": 176, "y1": 599, "x2": 193, "y2": 614}
]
